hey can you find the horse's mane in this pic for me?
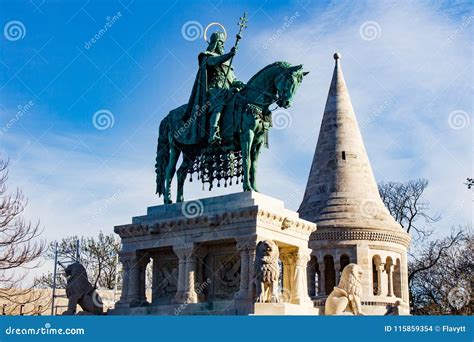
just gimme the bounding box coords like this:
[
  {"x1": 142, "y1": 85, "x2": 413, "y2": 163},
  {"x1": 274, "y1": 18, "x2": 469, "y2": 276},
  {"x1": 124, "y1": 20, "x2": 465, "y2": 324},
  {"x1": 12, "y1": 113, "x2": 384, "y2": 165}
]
[{"x1": 246, "y1": 61, "x2": 291, "y2": 85}]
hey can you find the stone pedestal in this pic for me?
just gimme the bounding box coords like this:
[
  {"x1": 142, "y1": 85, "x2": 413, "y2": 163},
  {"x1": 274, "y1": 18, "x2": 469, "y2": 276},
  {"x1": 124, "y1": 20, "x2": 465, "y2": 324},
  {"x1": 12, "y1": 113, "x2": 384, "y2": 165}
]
[{"x1": 108, "y1": 191, "x2": 317, "y2": 316}]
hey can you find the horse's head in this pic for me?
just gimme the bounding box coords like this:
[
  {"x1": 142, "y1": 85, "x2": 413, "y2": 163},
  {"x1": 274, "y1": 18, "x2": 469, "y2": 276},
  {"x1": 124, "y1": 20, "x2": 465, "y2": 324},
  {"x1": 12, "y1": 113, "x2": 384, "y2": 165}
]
[{"x1": 275, "y1": 64, "x2": 309, "y2": 108}]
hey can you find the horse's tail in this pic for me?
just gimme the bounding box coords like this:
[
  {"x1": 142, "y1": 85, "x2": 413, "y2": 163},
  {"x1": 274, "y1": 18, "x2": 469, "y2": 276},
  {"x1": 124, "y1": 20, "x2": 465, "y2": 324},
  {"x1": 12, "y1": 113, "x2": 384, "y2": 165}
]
[{"x1": 155, "y1": 115, "x2": 170, "y2": 196}]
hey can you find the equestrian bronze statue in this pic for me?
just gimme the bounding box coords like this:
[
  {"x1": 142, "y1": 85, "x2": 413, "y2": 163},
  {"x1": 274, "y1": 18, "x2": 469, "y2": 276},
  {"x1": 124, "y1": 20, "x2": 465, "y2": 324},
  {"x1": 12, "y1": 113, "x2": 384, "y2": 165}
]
[{"x1": 155, "y1": 15, "x2": 308, "y2": 203}]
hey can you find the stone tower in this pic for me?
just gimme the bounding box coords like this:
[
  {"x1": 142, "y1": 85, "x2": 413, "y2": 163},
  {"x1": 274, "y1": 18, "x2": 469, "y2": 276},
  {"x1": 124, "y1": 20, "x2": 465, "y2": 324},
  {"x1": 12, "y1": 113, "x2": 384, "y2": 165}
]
[{"x1": 298, "y1": 53, "x2": 411, "y2": 315}]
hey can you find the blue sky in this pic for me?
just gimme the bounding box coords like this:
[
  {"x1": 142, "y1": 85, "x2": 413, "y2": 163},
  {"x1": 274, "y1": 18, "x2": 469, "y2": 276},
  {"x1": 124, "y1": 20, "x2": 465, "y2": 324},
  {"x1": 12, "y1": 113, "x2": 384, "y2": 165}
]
[{"x1": 0, "y1": 0, "x2": 472, "y2": 269}]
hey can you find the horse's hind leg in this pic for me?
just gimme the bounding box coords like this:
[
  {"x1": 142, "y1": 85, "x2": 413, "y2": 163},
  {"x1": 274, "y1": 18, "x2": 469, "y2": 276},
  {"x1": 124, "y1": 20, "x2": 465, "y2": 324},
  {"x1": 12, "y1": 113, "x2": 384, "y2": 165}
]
[
  {"x1": 176, "y1": 152, "x2": 193, "y2": 203},
  {"x1": 164, "y1": 144, "x2": 180, "y2": 204}
]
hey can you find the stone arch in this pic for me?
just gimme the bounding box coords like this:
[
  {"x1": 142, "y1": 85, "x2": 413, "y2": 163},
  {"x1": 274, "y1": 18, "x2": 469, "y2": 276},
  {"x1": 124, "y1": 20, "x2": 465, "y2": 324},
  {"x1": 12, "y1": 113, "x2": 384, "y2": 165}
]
[
  {"x1": 393, "y1": 258, "x2": 402, "y2": 298},
  {"x1": 324, "y1": 255, "x2": 335, "y2": 295},
  {"x1": 340, "y1": 254, "x2": 350, "y2": 271}
]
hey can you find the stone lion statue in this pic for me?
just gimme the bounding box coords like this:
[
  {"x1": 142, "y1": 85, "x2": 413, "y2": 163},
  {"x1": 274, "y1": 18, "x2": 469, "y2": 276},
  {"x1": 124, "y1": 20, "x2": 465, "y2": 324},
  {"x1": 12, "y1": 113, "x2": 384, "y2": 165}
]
[
  {"x1": 62, "y1": 262, "x2": 103, "y2": 315},
  {"x1": 325, "y1": 263, "x2": 364, "y2": 315},
  {"x1": 254, "y1": 240, "x2": 280, "y2": 303}
]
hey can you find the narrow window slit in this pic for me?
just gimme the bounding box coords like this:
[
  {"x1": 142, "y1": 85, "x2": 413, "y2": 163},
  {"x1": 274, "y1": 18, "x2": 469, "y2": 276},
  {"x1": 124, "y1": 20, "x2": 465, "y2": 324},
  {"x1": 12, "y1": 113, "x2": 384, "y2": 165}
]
[{"x1": 342, "y1": 151, "x2": 346, "y2": 160}]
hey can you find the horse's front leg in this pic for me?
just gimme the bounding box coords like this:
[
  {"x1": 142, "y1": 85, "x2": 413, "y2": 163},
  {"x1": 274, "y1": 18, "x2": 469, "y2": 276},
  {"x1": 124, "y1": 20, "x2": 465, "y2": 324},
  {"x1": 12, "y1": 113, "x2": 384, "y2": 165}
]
[
  {"x1": 240, "y1": 128, "x2": 255, "y2": 192},
  {"x1": 250, "y1": 127, "x2": 265, "y2": 192},
  {"x1": 176, "y1": 153, "x2": 193, "y2": 202},
  {"x1": 164, "y1": 144, "x2": 180, "y2": 204}
]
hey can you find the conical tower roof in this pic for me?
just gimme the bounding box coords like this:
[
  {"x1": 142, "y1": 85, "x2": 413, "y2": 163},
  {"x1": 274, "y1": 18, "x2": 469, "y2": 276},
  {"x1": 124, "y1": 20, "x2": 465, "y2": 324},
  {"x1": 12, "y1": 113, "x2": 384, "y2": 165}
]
[{"x1": 298, "y1": 53, "x2": 401, "y2": 231}]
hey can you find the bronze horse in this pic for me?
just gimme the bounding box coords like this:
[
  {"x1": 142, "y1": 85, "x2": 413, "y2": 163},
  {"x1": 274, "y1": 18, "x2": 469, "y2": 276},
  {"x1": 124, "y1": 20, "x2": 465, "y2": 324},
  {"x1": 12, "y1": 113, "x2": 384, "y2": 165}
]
[{"x1": 156, "y1": 62, "x2": 308, "y2": 203}]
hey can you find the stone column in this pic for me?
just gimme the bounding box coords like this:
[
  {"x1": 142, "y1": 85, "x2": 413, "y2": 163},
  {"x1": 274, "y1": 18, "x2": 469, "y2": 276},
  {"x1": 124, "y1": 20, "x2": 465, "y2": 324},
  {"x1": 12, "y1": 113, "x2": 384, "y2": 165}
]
[
  {"x1": 377, "y1": 263, "x2": 386, "y2": 296},
  {"x1": 334, "y1": 261, "x2": 341, "y2": 285},
  {"x1": 292, "y1": 248, "x2": 313, "y2": 305},
  {"x1": 247, "y1": 244, "x2": 257, "y2": 299},
  {"x1": 387, "y1": 264, "x2": 394, "y2": 297},
  {"x1": 117, "y1": 252, "x2": 148, "y2": 307},
  {"x1": 280, "y1": 250, "x2": 296, "y2": 302},
  {"x1": 317, "y1": 260, "x2": 326, "y2": 296},
  {"x1": 355, "y1": 242, "x2": 371, "y2": 300},
  {"x1": 173, "y1": 246, "x2": 187, "y2": 303},
  {"x1": 183, "y1": 252, "x2": 198, "y2": 303},
  {"x1": 117, "y1": 252, "x2": 133, "y2": 306},
  {"x1": 173, "y1": 243, "x2": 197, "y2": 304},
  {"x1": 235, "y1": 240, "x2": 251, "y2": 299},
  {"x1": 401, "y1": 252, "x2": 409, "y2": 302}
]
